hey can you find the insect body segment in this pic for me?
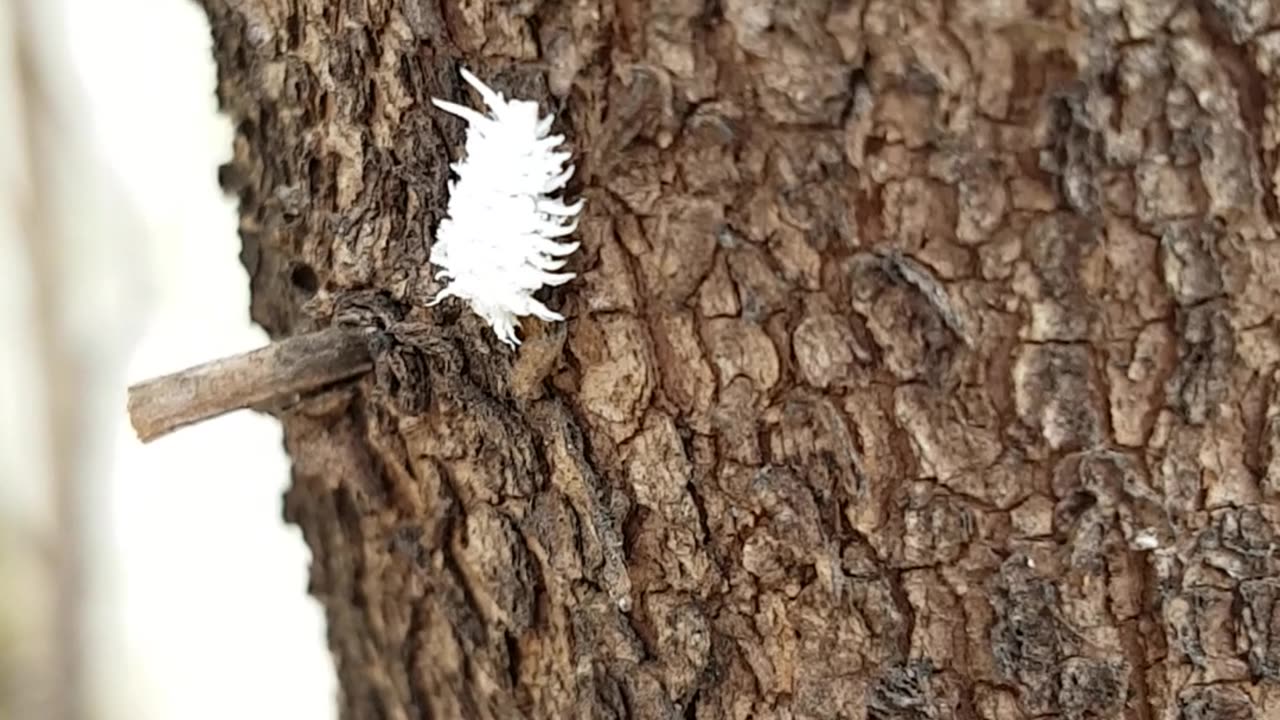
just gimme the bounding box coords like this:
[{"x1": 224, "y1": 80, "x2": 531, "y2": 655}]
[{"x1": 428, "y1": 67, "x2": 584, "y2": 348}]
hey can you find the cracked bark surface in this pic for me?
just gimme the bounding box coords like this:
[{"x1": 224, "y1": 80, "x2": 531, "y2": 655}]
[{"x1": 199, "y1": 1, "x2": 1280, "y2": 718}]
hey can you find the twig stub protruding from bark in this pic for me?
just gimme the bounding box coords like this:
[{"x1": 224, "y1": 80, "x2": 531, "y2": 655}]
[{"x1": 126, "y1": 326, "x2": 372, "y2": 443}]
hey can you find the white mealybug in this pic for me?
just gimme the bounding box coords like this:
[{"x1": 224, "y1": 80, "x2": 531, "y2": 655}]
[{"x1": 428, "y1": 67, "x2": 584, "y2": 347}]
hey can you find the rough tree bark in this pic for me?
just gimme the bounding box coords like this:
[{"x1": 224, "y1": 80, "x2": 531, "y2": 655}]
[{"x1": 197, "y1": 1, "x2": 1280, "y2": 718}]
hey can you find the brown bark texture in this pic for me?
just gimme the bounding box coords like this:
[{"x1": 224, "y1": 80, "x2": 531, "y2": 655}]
[{"x1": 198, "y1": 0, "x2": 1280, "y2": 718}]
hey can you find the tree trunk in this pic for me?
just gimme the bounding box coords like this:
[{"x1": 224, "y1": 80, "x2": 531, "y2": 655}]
[{"x1": 198, "y1": 1, "x2": 1280, "y2": 718}]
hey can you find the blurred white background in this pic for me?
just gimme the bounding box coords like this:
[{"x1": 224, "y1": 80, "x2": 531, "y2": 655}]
[{"x1": 0, "y1": 1, "x2": 337, "y2": 719}]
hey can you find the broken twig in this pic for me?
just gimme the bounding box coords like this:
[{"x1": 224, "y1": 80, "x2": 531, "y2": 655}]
[{"x1": 126, "y1": 326, "x2": 372, "y2": 443}]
